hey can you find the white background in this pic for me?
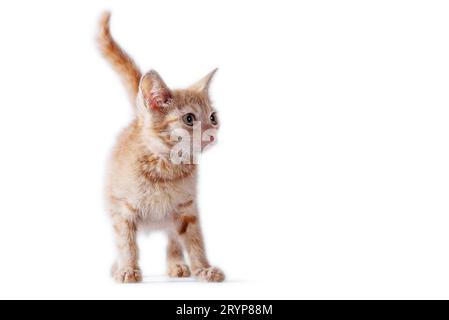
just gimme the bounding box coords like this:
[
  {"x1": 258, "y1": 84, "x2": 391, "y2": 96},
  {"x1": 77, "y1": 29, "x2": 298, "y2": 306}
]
[{"x1": 0, "y1": 0, "x2": 448, "y2": 299}]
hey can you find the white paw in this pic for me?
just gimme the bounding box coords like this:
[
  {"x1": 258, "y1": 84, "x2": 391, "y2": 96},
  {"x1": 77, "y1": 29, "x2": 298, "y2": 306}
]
[
  {"x1": 194, "y1": 266, "x2": 225, "y2": 282},
  {"x1": 168, "y1": 263, "x2": 191, "y2": 278},
  {"x1": 112, "y1": 266, "x2": 142, "y2": 283}
]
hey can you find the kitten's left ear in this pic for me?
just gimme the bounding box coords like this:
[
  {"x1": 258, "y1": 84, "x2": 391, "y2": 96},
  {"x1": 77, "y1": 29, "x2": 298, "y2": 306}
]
[{"x1": 188, "y1": 68, "x2": 218, "y2": 93}]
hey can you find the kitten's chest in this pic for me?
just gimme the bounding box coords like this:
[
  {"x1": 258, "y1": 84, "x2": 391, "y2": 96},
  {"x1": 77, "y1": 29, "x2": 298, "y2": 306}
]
[
  {"x1": 137, "y1": 176, "x2": 196, "y2": 221},
  {"x1": 134, "y1": 154, "x2": 197, "y2": 221}
]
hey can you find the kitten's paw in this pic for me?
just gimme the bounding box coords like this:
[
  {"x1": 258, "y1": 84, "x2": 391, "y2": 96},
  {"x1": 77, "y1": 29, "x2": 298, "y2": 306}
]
[
  {"x1": 194, "y1": 266, "x2": 225, "y2": 282},
  {"x1": 168, "y1": 263, "x2": 191, "y2": 278},
  {"x1": 112, "y1": 266, "x2": 142, "y2": 283}
]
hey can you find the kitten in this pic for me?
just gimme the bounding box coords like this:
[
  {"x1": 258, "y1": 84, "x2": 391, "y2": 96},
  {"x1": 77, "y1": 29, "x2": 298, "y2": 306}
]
[{"x1": 97, "y1": 12, "x2": 224, "y2": 283}]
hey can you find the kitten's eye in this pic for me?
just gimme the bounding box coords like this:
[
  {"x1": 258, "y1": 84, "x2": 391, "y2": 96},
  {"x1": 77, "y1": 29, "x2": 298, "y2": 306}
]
[
  {"x1": 182, "y1": 113, "x2": 196, "y2": 126},
  {"x1": 210, "y1": 112, "x2": 218, "y2": 126}
]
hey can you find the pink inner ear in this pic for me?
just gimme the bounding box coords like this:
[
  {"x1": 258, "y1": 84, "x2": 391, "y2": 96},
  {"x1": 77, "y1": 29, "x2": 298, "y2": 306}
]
[
  {"x1": 150, "y1": 97, "x2": 160, "y2": 110},
  {"x1": 148, "y1": 92, "x2": 172, "y2": 111}
]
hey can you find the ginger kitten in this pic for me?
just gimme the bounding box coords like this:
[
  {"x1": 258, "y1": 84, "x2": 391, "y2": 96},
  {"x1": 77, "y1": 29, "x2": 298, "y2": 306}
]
[{"x1": 97, "y1": 12, "x2": 224, "y2": 283}]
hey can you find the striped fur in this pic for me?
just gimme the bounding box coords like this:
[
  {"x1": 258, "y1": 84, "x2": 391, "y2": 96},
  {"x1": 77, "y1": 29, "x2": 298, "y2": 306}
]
[
  {"x1": 97, "y1": 12, "x2": 142, "y2": 106},
  {"x1": 98, "y1": 13, "x2": 224, "y2": 283}
]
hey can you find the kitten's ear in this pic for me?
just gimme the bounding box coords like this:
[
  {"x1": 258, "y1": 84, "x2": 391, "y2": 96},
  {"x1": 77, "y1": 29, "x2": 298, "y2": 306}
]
[
  {"x1": 188, "y1": 68, "x2": 218, "y2": 93},
  {"x1": 140, "y1": 70, "x2": 172, "y2": 111}
]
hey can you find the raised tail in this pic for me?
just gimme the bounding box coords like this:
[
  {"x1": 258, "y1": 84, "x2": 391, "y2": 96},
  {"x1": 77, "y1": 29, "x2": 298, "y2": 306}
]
[{"x1": 97, "y1": 12, "x2": 142, "y2": 106}]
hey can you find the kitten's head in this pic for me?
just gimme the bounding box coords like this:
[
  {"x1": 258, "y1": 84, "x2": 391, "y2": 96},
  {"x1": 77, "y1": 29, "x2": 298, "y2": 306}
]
[{"x1": 136, "y1": 69, "x2": 219, "y2": 163}]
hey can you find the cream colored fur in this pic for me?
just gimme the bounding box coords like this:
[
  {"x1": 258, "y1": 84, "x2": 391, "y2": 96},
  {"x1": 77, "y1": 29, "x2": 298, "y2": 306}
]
[{"x1": 98, "y1": 12, "x2": 224, "y2": 283}]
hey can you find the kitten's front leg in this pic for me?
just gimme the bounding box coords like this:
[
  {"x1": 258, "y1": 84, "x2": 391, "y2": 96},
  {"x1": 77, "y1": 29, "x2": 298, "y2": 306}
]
[
  {"x1": 175, "y1": 209, "x2": 225, "y2": 282},
  {"x1": 110, "y1": 210, "x2": 142, "y2": 283},
  {"x1": 166, "y1": 233, "x2": 191, "y2": 278}
]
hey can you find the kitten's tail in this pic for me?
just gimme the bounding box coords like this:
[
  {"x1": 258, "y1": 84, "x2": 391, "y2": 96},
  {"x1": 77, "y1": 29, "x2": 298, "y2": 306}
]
[{"x1": 97, "y1": 12, "x2": 142, "y2": 106}]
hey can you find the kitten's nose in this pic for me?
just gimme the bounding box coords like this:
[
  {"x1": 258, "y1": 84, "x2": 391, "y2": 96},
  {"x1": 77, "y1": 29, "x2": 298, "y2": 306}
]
[{"x1": 201, "y1": 133, "x2": 216, "y2": 151}]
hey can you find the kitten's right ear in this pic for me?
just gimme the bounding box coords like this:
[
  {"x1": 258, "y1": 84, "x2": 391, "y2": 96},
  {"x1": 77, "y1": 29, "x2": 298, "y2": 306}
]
[
  {"x1": 140, "y1": 70, "x2": 172, "y2": 111},
  {"x1": 188, "y1": 68, "x2": 218, "y2": 93}
]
